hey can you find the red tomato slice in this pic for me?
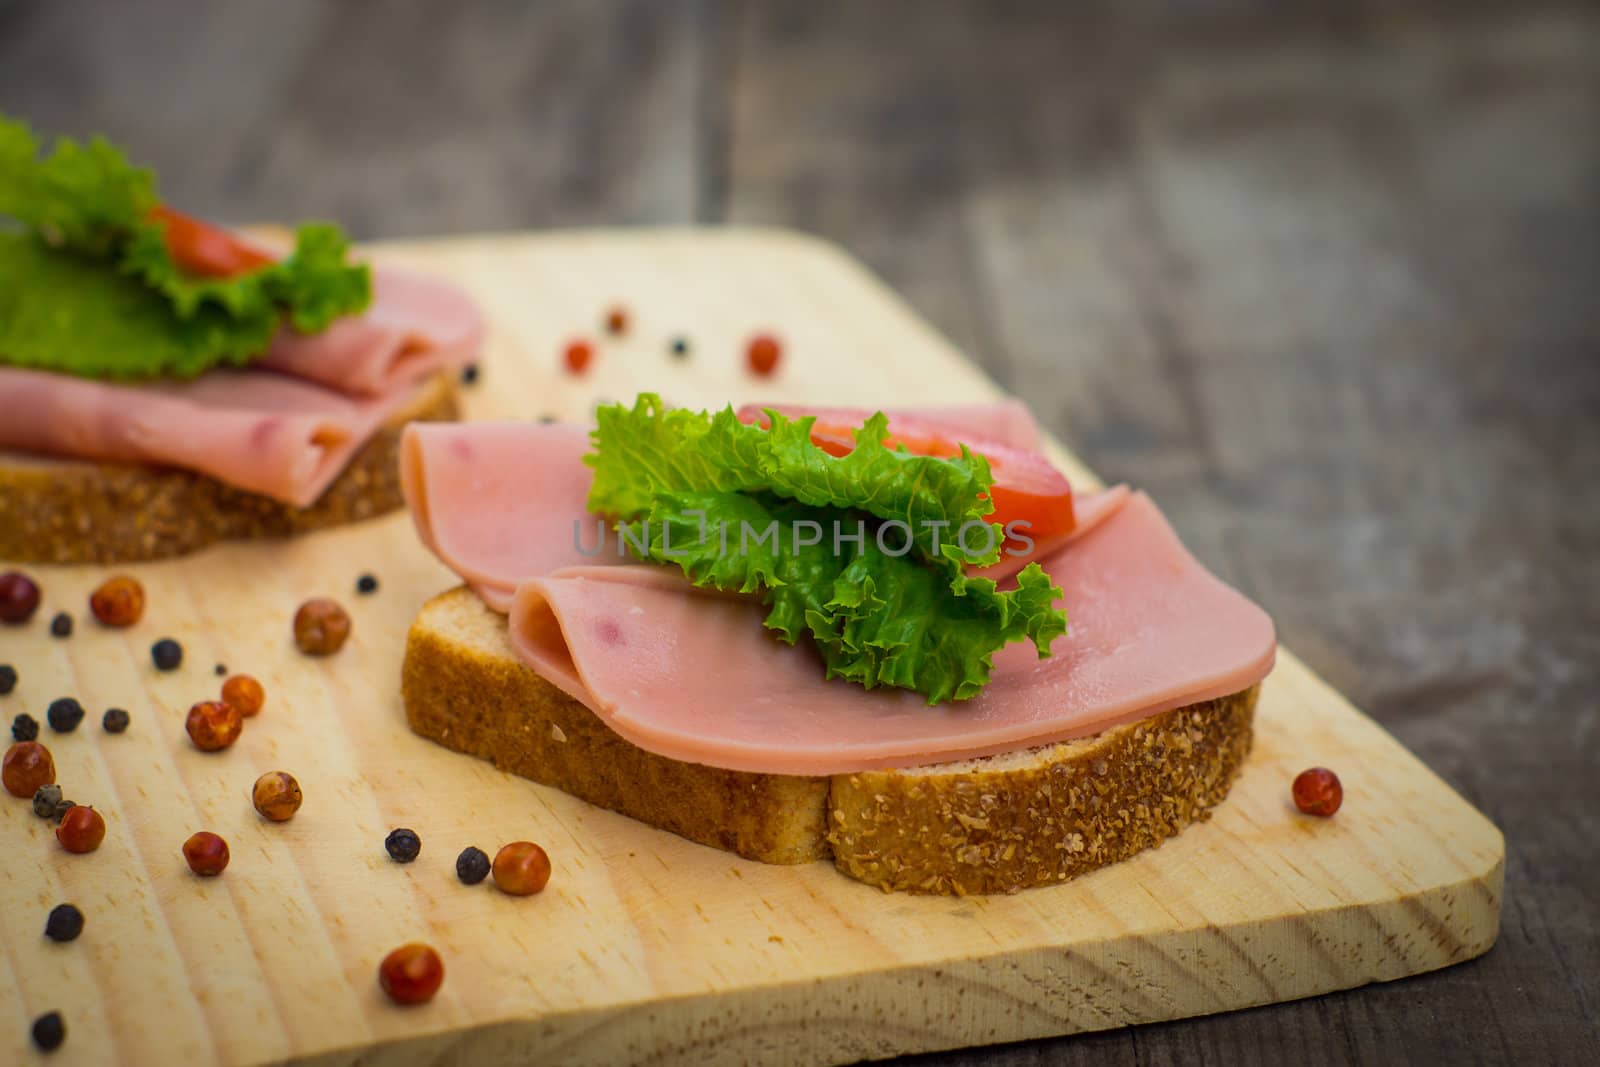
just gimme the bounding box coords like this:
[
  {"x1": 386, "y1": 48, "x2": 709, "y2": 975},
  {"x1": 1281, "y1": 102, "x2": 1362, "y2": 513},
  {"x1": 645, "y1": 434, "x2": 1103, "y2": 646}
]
[
  {"x1": 736, "y1": 404, "x2": 1076, "y2": 545},
  {"x1": 149, "y1": 206, "x2": 276, "y2": 279}
]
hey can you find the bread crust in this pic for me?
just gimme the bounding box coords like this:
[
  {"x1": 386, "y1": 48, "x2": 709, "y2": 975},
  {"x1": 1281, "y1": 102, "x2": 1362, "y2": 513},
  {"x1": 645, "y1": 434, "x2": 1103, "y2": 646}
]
[
  {"x1": 401, "y1": 587, "x2": 831, "y2": 864},
  {"x1": 0, "y1": 372, "x2": 458, "y2": 564},
  {"x1": 402, "y1": 587, "x2": 1257, "y2": 892},
  {"x1": 829, "y1": 689, "x2": 1256, "y2": 894}
]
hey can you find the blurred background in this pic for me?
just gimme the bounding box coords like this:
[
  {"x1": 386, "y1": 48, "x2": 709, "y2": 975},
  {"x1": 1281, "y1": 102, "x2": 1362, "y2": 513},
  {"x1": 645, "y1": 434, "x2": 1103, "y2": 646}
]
[{"x1": 3, "y1": 1, "x2": 1596, "y2": 1062}]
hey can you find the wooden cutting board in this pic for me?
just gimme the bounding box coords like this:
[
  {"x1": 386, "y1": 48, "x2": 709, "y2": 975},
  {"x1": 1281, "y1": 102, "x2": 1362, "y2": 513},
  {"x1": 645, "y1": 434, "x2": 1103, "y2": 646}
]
[{"x1": 0, "y1": 230, "x2": 1503, "y2": 1066}]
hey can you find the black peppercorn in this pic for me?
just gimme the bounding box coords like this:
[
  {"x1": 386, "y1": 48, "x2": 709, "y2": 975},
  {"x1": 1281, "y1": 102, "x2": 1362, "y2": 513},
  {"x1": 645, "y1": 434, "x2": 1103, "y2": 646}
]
[
  {"x1": 47, "y1": 697, "x2": 85, "y2": 734},
  {"x1": 460, "y1": 363, "x2": 480, "y2": 385},
  {"x1": 50, "y1": 612, "x2": 73, "y2": 638},
  {"x1": 151, "y1": 638, "x2": 183, "y2": 671},
  {"x1": 670, "y1": 337, "x2": 690, "y2": 358},
  {"x1": 33, "y1": 783, "x2": 63, "y2": 818},
  {"x1": 102, "y1": 708, "x2": 131, "y2": 734},
  {"x1": 537, "y1": 414, "x2": 557, "y2": 424},
  {"x1": 385, "y1": 827, "x2": 421, "y2": 863},
  {"x1": 11, "y1": 712, "x2": 37, "y2": 741},
  {"x1": 214, "y1": 663, "x2": 227, "y2": 676},
  {"x1": 0, "y1": 664, "x2": 16, "y2": 694},
  {"x1": 31, "y1": 1011, "x2": 65, "y2": 1051},
  {"x1": 456, "y1": 845, "x2": 491, "y2": 885},
  {"x1": 356, "y1": 573, "x2": 379, "y2": 595},
  {"x1": 44, "y1": 903, "x2": 84, "y2": 943}
]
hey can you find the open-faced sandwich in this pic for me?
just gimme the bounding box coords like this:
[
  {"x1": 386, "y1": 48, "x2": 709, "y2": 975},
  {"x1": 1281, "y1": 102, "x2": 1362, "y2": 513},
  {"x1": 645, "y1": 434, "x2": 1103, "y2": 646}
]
[
  {"x1": 400, "y1": 395, "x2": 1276, "y2": 894},
  {"x1": 0, "y1": 116, "x2": 482, "y2": 563}
]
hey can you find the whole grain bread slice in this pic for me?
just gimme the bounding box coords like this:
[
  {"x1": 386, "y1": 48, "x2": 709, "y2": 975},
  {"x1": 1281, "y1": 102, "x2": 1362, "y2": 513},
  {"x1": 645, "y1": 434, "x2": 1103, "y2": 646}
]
[
  {"x1": 402, "y1": 586, "x2": 1257, "y2": 894},
  {"x1": 0, "y1": 371, "x2": 459, "y2": 564}
]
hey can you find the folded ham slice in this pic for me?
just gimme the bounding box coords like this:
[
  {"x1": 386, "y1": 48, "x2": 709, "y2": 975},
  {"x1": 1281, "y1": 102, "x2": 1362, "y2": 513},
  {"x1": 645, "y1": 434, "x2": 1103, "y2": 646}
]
[
  {"x1": 0, "y1": 365, "x2": 436, "y2": 506},
  {"x1": 0, "y1": 265, "x2": 482, "y2": 506},
  {"x1": 402, "y1": 407, "x2": 1277, "y2": 776},
  {"x1": 259, "y1": 267, "x2": 483, "y2": 397}
]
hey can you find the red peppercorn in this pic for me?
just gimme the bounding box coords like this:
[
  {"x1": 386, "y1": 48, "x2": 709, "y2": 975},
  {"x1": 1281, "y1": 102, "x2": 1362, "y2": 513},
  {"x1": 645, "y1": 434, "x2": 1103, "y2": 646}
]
[
  {"x1": 379, "y1": 943, "x2": 444, "y2": 1005},
  {"x1": 57, "y1": 806, "x2": 106, "y2": 853},
  {"x1": 221, "y1": 674, "x2": 265, "y2": 717},
  {"x1": 185, "y1": 700, "x2": 243, "y2": 752},
  {"x1": 492, "y1": 841, "x2": 552, "y2": 896},
  {"x1": 88, "y1": 575, "x2": 145, "y2": 627},
  {"x1": 182, "y1": 831, "x2": 229, "y2": 875},
  {"x1": 1292, "y1": 767, "x2": 1343, "y2": 817},
  {"x1": 604, "y1": 306, "x2": 629, "y2": 336},
  {"x1": 293, "y1": 598, "x2": 351, "y2": 656},
  {"x1": 0, "y1": 571, "x2": 41, "y2": 625},
  {"x1": 3, "y1": 740, "x2": 56, "y2": 798},
  {"x1": 746, "y1": 333, "x2": 782, "y2": 377},
  {"x1": 563, "y1": 339, "x2": 594, "y2": 375},
  {"x1": 252, "y1": 771, "x2": 303, "y2": 822}
]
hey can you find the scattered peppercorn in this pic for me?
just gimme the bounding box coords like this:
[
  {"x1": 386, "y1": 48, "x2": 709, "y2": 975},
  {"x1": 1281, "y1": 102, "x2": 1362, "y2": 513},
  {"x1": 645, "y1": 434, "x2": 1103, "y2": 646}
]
[
  {"x1": 0, "y1": 664, "x2": 17, "y2": 695},
  {"x1": 88, "y1": 575, "x2": 145, "y2": 627},
  {"x1": 563, "y1": 339, "x2": 594, "y2": 375},
  {"x1": 151, "y1": 637, "x2": 184, "y2": 671},
  {"x1": 221, "y1": 674, "x2": 265, "y2": 717},
  {"x1": 252, "y1": 771, "x2": 303, "y2": 822},
  {"x1": 537, "y1": 413, "x2": 558, "y2": 424},
  {"x1": 56, "y1": 805, "x2": 105, "y2": 854},
  {"x1": 102, "y1": 707, "x2": 131, "y2": 734},
  {"x1": 31, "y1": 1011, "x2": 65, "y2": 1052},
  {"x1": 455, "y1": 846, "x2": 491, "y2": 885},
  {"x1": 293, "y1": 598, "x2": 351, "y2": 656},
  {"x1": 746, "y1": 333, "x2": 783, "y2": 377},
  {"x1": 47, "y1": 697, "x2": 85, "y2": 734},
  {"x1": 378, "y1": 943, "x2": 444, "y2": 1006},
  {"x1": 185, "y1": 700, "x2": 242, "y2": 752},
  {"x1": 492, "y1": 841, "x2": 551, "y2": 896},
  {"x1": 460, "y1": 363, "x2": 480, "y2": 385},
  {"x1": 49, "y1": 612, "x2": 73, "y2": 638},
  {"x1": 11, "y1": 711, "x2": 37, "y2": 741},
  {"x1": 1292, "y1": 767, "x2": 1344, "y2": 817},
  {"x1": 604, "y1": 305, "x2": 629, "y2": 336},
  {"x1": 356, "y1": 573, "x2": 380, "y2": 595},
  {"x1": 44, "y1": 903, "x2": 84, "y2": 943},
  {"x1": 33, "y1": 783, "x2": 63, "y2": 818},
  {"x1": 214, "y1": 662, "x2": 228, "y2": 676},
  {"x1": 0, "y1": 571, "x2": 41, "y2": 625},
  {"x1": 385, "y1": 828, "x2": 421, "y2": 863},
  {"x1": 670, "y1": 336, "x2": 690, "y2": 359},
  {"x1": 182, "y1": 830, "x2": 229, "y2": 876},
  {"x1": 3, "y1": 740, "x2": 55, "y2": 798}
]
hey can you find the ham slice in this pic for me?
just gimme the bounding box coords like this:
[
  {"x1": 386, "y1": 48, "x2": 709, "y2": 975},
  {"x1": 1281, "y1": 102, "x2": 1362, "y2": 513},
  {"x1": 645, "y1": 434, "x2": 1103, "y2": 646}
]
[
  {"x1": 402, "y1": 407, "x2": 1276, "y2": 776},
  {"x1": 0, "y1": 265, "x2": 481, "y2": 505},
  {"x1": 510, "y1": 493, "x2": 1274, "y2": 774},
  {"x1": 402, "y1": 421, "x2": 628, "y2": 611},
  {"x1": 0, "y1": 365, "x2": 436, "y2": 507},
  {"x1": 259, "y1": 267, "x2": 484, "y2": 397}
]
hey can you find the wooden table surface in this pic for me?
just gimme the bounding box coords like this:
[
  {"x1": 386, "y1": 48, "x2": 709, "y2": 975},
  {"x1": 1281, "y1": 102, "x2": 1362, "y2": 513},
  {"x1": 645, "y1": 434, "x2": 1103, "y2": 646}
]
[{"x1": 2, "y1": 1, "x2": 1595, "y2": 1064}]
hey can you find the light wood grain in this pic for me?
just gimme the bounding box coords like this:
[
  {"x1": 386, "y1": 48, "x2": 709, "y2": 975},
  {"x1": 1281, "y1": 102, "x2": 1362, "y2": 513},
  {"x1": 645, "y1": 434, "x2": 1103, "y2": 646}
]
[{"x1": 0, "y1": 230, "x2": 1503, "y2": 1066}]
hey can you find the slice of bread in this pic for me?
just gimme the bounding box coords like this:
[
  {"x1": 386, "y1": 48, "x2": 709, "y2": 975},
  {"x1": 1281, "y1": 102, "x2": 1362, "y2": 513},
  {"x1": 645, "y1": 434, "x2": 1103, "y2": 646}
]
[
  {"x1": 403, "y1": 587, "x2": 1257, "y2": 894},
  {"x1": 0, "y1": 371, "x2": 459, "y2": 564}
]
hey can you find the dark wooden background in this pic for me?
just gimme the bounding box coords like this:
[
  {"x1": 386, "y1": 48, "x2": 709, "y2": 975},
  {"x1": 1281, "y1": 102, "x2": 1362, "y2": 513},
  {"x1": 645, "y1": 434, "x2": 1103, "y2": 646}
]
[{"x1": 3, "y1": 1, "x2": 1596, "y2": 1063}]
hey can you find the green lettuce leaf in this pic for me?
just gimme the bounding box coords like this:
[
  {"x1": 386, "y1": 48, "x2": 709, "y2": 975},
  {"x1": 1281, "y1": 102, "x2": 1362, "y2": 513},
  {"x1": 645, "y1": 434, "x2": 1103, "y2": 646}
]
[
  {"x1": 590, "y1": 396, "x2": 1069, "y2": 703},
  {"x1": 0, "y1": 233, "x2": 277, "y2": 379},
  {"x1": 621, "y1": 489, "x2": 1065, "y2": 703},
  {"x1": 0, "y1": 115, "x2": 155, "y2": 255},
  {"x1": 587, "y1": 393, "x2": 1003, "y2": 565},
  {"x1": 0, "y1": 113, "x2": 372, "y2": 379}
]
